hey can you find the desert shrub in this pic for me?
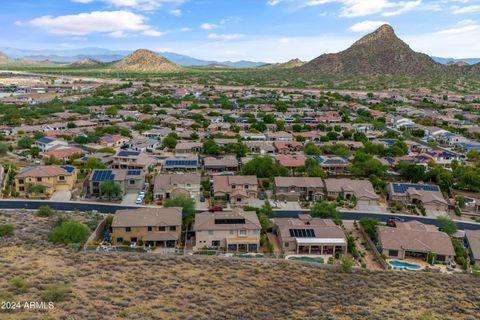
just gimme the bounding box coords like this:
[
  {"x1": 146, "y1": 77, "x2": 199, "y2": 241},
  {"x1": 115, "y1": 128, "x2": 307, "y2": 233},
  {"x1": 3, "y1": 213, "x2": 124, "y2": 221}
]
[
  {"x1": 84, "y1": 219, "x2": 98, "y2": 231},
  {"x1": 48, "y1": 220, "x2": 90, "y2": 244},
  {"x1": 37, "y1": 205, "x2": 55, "y2": 217},
  {"x1": 41, "y1": 282, "x2": 70, "y2": 302},
  {"x1": 9, "y1": 277, "x2": 29, "y2": 293},
  {"x1": 340, "y1": 255, "x2": 354, "y2": 273},
  {"x1": 359, "y1": 218, "x2": 380, "y2": 240},
  {"x1": 0, "y1": 224, "x2": 14, "y2": 237}
]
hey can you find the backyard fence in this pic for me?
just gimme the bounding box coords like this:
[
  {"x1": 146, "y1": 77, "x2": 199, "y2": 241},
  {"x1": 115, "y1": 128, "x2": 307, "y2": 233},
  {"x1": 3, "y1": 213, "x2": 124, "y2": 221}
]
[{"x1": 358, "y1": 224, "x2": 390, "y2": 270}]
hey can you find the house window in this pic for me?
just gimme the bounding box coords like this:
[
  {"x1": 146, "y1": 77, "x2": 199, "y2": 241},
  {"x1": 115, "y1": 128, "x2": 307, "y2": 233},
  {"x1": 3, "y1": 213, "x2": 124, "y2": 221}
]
[
  {"x1": 130, "y1": 237, "x2": 137, "y2": 243},
  {"x1": 253, "y1": 230, "x2": 260, "y2": 235},
  {"x1": 169, "y1": 226, "x2": 176, "y2": 231},
  {"x1": 229, "y1": 230, "x2": 234, "y2": 235},
  {"x1": 231, "y1": 185, "x2": 236, "y2": 189},
  {"x1": 37, "y1": 177, "x2": 42, "y2": 182},
  {"x1": 19, "y1": 186, "x2": 25, "y2": 192},
  {"x1": 129, "y1": 179, "x2": 135, "y2": 185},
  {"x1": 284, "y1": 242, "x2": 289, "y2": 247},
  {"x1": 18, "y1": 179, "x2": 24, "y2": 185},
  {"x1": 237, "y1": 197, "x2": 242, "y2": 202},
  {"x1": 159, "y1": 226, "x2": 166, "y2": 231},
  {"x1": 148, "y1": 226, "x2": 152, "y2": 231},
  {"x1": 125, "y1": 227, "x2": 131, "y2": 232},
  {"x1": 212, "y1": 240, "x2": 220, "y2": 247},
  {"x1": 239, "y1": 230, "x2": 247, "y2": 236},
  {"x1": 245, "y1": 185, "x2": 249, "y2": 189},
  {"x1": 59, "y1": 176, "x2": 65, "y2": 181},
  {"x1": 116, "y1": 237, "x2": 123, "y2": 243},
  {"x1": 187, "y1": 184, "x2": 191, "y2": 187},
  {"x1": 389, "y1": 250, "x2": 399, "y2": 257},
  {"x1": 208, "y1": 230, "x2": 214, "y2": 235}
]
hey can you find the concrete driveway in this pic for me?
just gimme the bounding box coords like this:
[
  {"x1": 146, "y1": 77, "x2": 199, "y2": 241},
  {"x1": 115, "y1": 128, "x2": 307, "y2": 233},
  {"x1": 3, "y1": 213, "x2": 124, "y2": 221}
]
[
  {"x1": 121, "y1": 192, "x2": 141, "y2": 205},
  {"x1": 50, "y1": 191, "x2": 71, "y2": 201}
]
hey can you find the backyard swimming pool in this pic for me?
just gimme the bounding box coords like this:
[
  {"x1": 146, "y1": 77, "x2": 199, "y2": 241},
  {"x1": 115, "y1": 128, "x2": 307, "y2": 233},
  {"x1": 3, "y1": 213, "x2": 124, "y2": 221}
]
[
  {"x1": 287, "y1": 256, "x2": 324, "y2": 264},
  {"x1": 388, "y1": 260, "x2": 421, "y2": 270}
]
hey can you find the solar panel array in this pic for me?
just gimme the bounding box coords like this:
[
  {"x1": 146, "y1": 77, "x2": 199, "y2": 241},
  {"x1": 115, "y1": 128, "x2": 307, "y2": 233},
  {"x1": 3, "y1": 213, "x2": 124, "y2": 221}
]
[
  {"x1": 92, "y1": 170, "x2": 115, "y2": 181},
  {"x1": 61, "y1": 166, "x2": 75, "y2": 173},
  {"x1": 392, "y1": 183, "x2": 439, "y2": 194},
  {"x1": 117, "y1": 151, "x2": 140, "y2": 157},
  {"x1": 127, "y1": 170, "x2": 142, "y2": 176},
  {"x1": 214, "y1": 218, "x2": 246, "y2": 225},
  {"x1": 165, "y1": 159, "x2": 198, "y2": 167},
  {"x1": 289, "y1": 229, "x2": 316, "y2": 238}
]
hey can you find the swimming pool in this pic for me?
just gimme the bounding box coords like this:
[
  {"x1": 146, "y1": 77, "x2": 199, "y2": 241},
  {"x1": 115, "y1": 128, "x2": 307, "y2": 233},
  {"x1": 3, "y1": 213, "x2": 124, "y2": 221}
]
[
  {"x1": 388, "y1": 260, "x2": 421, "y2": 270},
  {"x1": 287, "y1": 256, "x2": 324, "y2": 264}
]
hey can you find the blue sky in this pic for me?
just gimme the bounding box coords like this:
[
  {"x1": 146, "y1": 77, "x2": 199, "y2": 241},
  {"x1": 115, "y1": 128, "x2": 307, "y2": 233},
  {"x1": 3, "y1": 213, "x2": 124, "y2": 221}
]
[{"x1": 1, "y1": 0, "x2": 480, "y2": 62}]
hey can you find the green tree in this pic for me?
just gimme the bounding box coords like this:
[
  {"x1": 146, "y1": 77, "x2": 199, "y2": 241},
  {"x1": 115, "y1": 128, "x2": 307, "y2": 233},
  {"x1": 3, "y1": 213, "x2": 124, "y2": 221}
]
[
  {"x1": 225, "y1": 142, "x2": 247, "y2": 158},
  {"x1": 203, "y1": 139, "x2": 222, "y2": 155},
  {"x1": 99, "y1": 180, "x2": 122, "y2": 200},
  {"x1": 310, "y1": 202, "x2": 340, "y2": 219},
  {"x1": 359, "y1": 218, "x2": 379, "y2": 240},
  {"x1": 0, "y1": 143, "x2": 8, "y2": 155},
  {"x1": 240, "y1": 156, "x2": 288, "y2": 178},
  {"x1": 164, "y1": 195, "x2": 195, "y2": 227},
  {"x1": 0, "y1": 224, "x2": 15, "y2": 237},
  {"x1": 351, "y1": 152, "x2": 386, "y2": 177},
  {"x1": 396, "y1": 161, "x2": 426, "y2": 183},
  {"x1": 48, "y1": 220, "x2": 90, "y2": 244},
  {"x1": 340, "y1": 255, "x2": 354, "y2": 272},
  {"x1": 17, "y1": 137, "x2": 34, "y2": 149},
  {"x1": 304, "y1": 142, "x2": 321, "y2": 156},
  {"x1": 437, "y1": 216, "x2": 457, "y2": 236},
  {"x1": 162, "y1": 133, "x2": 178, "y2": 149}
]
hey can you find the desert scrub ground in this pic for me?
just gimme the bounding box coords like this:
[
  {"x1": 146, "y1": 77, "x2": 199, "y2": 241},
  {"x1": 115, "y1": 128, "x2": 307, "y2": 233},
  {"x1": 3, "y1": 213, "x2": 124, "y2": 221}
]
[{"x1": 1, "y1": 209, "x2": 479, "y2": 320}]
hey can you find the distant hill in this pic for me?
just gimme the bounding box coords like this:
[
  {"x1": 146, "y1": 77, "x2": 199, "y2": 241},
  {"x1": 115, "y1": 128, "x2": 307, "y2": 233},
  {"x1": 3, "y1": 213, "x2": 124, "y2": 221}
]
[
  {"x1": 432, "y1": 56, "x2": 480, "y2": 65},
  {"x1": 299, "y1": 24, "x2": 443, "y2": 76},
  {"x1": 111, "y1": 49, "x2": 181, "y2": 72},
  {"x1": 0, "y1": 52, "x2": 12, "y2": 64},
  {"x1": 260, "y1": 58, "x2": 306, "y2": 69},
  {"x1": 69, "y1": 58, "x2": 105, "y2": 68}
]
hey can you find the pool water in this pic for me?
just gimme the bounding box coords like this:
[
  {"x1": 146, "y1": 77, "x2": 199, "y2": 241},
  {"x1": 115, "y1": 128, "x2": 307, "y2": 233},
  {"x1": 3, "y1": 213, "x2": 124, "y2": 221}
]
[
  {"x1": 288, "y1": 256, "x2": 324, "y2": 264},
  {"x1": 389, "y1": 260, "x2": 421, "y2": 270}
]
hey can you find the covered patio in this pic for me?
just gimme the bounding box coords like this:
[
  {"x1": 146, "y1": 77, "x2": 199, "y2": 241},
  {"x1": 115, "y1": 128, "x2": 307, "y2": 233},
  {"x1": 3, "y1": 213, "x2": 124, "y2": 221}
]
[{"x1": 295, "y1": 238, "x2": 347, "y2": 255}]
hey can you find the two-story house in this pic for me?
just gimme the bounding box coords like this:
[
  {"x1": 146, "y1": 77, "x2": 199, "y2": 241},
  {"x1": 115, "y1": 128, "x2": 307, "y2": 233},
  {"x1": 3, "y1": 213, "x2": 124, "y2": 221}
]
[
  {"x1": 153, "y1": 173, "x2": 201, "y2": 203},
  {"x1": 111, "y1": 207, "x2": 182, "y2": 248},
  {"x1": 87, "y1": 169, "x2": 145, "y2": 198},
  {"x1": 35, "y1": 137, "x2": 69, "y2": 152},
  {"x1": 193, "y1": 208, "x2": 261, "y2": 252},
  {"x1": 15, "y1": 165, "x2": 76, "y2": 197},
  {"x1": 273, "y1": 177, "x2": 324, "y2": 202},
  {"x1": 212, "y1": 175, "x2": 258, "y2": 207}
]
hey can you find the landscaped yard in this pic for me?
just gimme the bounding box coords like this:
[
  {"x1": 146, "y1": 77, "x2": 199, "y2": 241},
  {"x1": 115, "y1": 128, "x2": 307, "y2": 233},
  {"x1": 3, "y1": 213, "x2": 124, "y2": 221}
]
[{"x1": 1, "y1": 210, "x2": 479, "y2": 320}]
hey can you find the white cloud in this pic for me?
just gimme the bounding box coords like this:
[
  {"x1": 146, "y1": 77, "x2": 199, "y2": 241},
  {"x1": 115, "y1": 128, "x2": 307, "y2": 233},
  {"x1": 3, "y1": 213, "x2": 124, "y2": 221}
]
[
  {"x1": 452, "y1": 4, "x2": 480, "y2": 14},
  {"x1": 348, "y1": 20, "x2": 389, "y2": 32},
  {"x1": 208, "y1": 33, "x2": 244, "y2": 40},
  {"x1": 434, "y1": 19, "x2": 479, "y2": 35},
  {"x1": 27, "y1": 10, "x2": 162, "y2": 37},
  {"x1": 71, "y1": 0, "x2": 185, "y2": 11},
  {"x1": 108, "y1": 30, "x2": 127, "y2": 38},
  {"x1": 267, "y1": 0, "x2": 425, "y2": 17},
  {"x1": 180, "y1": 27, "x2": 191, "y2": 32},
  {"x1": 200, "y1": 23, "x2": 220, "y2": 30},
  {"x1": 170, "y1": 9, "x2": 182, "y2": 16},
  {"x1": 142, "y1": 29, "x2": 166, "y2": 36}
]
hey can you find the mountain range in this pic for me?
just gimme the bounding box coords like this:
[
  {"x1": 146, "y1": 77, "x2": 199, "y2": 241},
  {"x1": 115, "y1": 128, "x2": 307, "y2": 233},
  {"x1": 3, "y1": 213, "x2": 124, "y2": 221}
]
[
  {"x1": 298, "y1": 24, "x2": 479, "y2": 76},
  {"x1": 1, "y1": 41, "x2": 478, "y2": 69}
]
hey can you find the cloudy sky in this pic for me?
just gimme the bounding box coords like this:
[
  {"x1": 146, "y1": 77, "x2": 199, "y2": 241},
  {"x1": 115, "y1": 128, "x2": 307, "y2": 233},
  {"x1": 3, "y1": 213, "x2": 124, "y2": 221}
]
[{"x1": 1, "y1": 0, "x2": 480, "y2": 62}]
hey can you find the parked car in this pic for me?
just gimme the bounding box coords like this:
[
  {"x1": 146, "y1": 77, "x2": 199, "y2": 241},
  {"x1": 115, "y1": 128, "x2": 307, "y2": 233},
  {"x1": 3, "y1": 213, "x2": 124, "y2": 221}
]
[
  {"x1": 208, "y1": 206, "x2": 223, "y2": 212},
  {"x1": 135, "y1": 197, "x2": 143, "y2": 205}
]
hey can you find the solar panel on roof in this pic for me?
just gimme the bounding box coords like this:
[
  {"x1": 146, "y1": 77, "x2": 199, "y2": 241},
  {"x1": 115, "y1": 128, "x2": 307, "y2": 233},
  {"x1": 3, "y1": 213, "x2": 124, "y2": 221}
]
[
  {"x1": 127, "y1": 170, "x2": 141, "y2": 176},
  {"x1": 392, "y1": 183, "x2": 440, "y2": 194},
  {"x1": 117, "y1": 151, "x2": 140, "y2": 157},
  {"x1": 289, "y1": 229, "x2": 316, "y2": 238},
  {"x1": 92, "y1": 170, "x2": 114, "y2": 181}
]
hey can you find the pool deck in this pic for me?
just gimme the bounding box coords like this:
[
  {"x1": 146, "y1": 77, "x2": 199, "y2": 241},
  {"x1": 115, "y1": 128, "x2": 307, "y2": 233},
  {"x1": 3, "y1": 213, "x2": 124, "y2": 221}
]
[
  {"x1": 285, "y1": 254, "x2": 332, "y2": 263},
  {"x1": 387, "y1": 258, "x2": 454, "y2": 273}
]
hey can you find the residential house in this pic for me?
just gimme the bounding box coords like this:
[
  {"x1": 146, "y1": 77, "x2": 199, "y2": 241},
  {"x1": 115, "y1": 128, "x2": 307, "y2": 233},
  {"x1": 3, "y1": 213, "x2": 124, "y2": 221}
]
[
  {"x1": 87, "y1": 169, "x2": 145, "y2": 197},
  {"x1": 377, "y1": 220, "x2": 455, "y2": 263},
  {"x1": 465, "y1": 230, "x2": 480, "y2": 265},
  {"x1": 41, "y1": 146, "x2": 85, "y2": 161},
  {"x1": 203, "y1": 155, "x2": 239, "y2": 173},
  {"x1": 175, "y1": 142, "x2": 202, "y2": 154},
  {"x1": 15, "y1": 165, "x2": 76, "y2": 197},
  {"x1": 162, "y1": 156, "x2": 199, "y2": 172},
  {"x1": 35, "y1": 137, "x2": 68, "y2": 152},
  {"x1": 111, "y1": 151, "x2": 157, "y2": 171},
  {"x1": 99, "y1": 134, "x2": 129, "y2": 148},
  {"x1": 324, "y1": 178, "x2": 380, "y2": 206},
  {"x1": 271, "y1": 215, "x2": 346, "y2": 255},
  {"x1": 212, "y1": 175, "x2": 258, "y2": 207},
  {"x1": 193, "y1": 208, "x2": 261, "y2": 252},
  {"x1": 153, "y1": 173, "x2": 201, "y2": 203},
  {"x1": 387, "y1": 183, "x2": 448, "y2": 214},
  {"x1": 112, "y1": 207, "x2": 182, "y2": 248},
  {"x1": 273, "y1": 177, "x2": 324, "y2": 202}
]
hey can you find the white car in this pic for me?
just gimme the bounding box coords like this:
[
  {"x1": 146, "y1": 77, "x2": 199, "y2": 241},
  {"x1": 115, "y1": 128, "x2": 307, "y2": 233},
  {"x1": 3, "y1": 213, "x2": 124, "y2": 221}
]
[{"x1": 135, "y1": 197, "x2": 143, "y2": 204}]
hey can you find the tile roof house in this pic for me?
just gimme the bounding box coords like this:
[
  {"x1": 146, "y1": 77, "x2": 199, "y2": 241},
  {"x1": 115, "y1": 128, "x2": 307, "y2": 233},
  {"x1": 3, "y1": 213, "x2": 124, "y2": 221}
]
[
  {"x1": 212, "y1": 175, "x2": 258, "y2": 207},
  {"x1": 378, "y1": 220, "x2": 455, "y2": 263},
  {"x1": 112, "y1": 207, "x2": 182, "y2": 248},
  {"x1": 465, "y1": 230, "x2": 480, "y2": 265},
  {"x1": 387, "y1": 182, "x2": 448, "y2": 214},
  {"x1": 203, "y1": 155, "x2": 239, "y2": 173},
  {"x1": 273, "y1": 177, "x2": 324, "y2": 202},
  {"x1": 153, "y1": 173, "x2": 201, "y2": 203},
  {"x1": 175, "y1": 142, "x2": 202, "y2": 154},
  {"x1": 15, "y1": 165, "x2": 76, "y2": 197},
  {"x1": 41, "y1": 146, "x2": 85, "y2": 160},
  {"x1": 35, "y1": 137, "x2": 69, "y2": 152},
  {"x1": 193, "y1": 208, "x2": 261, "y2": 252},
  {"x1": 324, "y1": 178, "x2": 379, "y2": 205},
  {"x1": 111, "y1": 151, "x2": 158, "y2": 171},
  {"x1": 275, "y1": 155, "x2": 306, "y2": 169},
  {"x1": 87, "y1": 169, "x2": 145, "y2": 198},
  {"x1": 271, "y1": 215, "x2": 346, "y2": 255}
]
